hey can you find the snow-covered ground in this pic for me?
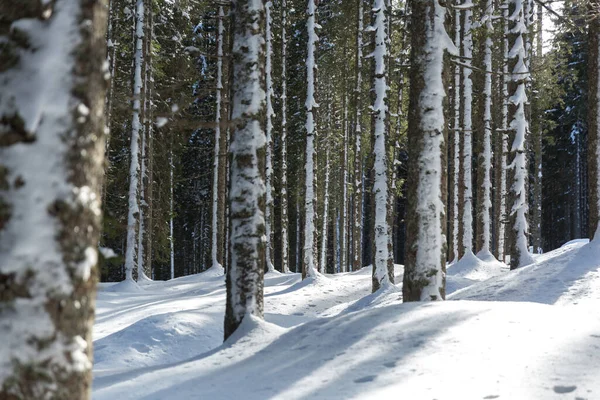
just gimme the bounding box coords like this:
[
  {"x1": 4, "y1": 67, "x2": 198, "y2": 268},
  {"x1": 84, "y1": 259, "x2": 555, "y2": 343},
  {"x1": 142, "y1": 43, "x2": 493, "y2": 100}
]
[{"x1": 93, "y1": 241, "x2": 600, "y2": 399}]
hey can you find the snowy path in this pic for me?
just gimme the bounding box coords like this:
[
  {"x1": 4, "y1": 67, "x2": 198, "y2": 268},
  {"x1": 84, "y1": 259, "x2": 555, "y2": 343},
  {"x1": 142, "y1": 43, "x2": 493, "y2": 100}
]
[{"x1": 93, "y1": 243, "x2": 600, "y2": 399}]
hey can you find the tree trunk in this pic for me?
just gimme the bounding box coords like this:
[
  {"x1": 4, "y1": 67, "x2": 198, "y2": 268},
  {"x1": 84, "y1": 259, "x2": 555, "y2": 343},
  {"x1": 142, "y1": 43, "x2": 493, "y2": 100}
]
[
  {"x1": 224, "y1": 0, "x2": 267, "y2": 340},
  {"x1": 303, "y1": 0, "x2": 319, "y2": 279},
  {"x1": 265, "y1": 0, "x2": 275, "y2": 273},
  {"x1": 280, "y1": 0, "x2": 290, "y2": 273},
  {"x1": 211, "y1": 5, "x2": 227, "y2": 271},
  {"x1": 371, "y1": 0, "x2": 393, "y2": 292},
  {"x1": 125, "y1": 0, "x2": 146, "y2": 281},
  {"x1": 506, "y1": 0, "x2": 534, "y2": 269},
  {"x1": 476, "y1": 0, "x2": 494, "y2": 257},
  {"x1": 403, "y1": 0, "x2": 449, "y2": 302},
  {"x1": 352, "y1": 0, "x2": 364, "y2": 272},
  {"x1": 0, "y1": 0, "x2": 107, "y2": 397},
  {"x1": 461, "y1": 0, "x2": 474, "y2": 257},
  {"x1": 588, "y1": 2, "x2": 600, "y2": 242}
]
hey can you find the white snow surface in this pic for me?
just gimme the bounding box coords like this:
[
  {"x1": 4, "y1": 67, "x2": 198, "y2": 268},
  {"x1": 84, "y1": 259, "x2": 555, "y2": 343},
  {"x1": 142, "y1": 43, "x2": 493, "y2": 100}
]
[{"x1": 93, "y1": 241, "x2": 600, "y2": 399}]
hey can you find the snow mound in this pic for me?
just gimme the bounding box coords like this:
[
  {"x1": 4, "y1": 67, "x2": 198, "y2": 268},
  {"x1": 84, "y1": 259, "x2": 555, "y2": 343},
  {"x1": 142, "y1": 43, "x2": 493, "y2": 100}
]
[
  {"x1": 561, "y1": 238, "x2": 589, "y2": 247},
  {"x1": 446, "y1": 250, "x2": 507, "y2": 281},
  {"x1": 93, "y1": 301, "x2": 600, "y2": 400},
  {"x1": 102, "y1": 279, "x2": 144, "y2": 293},
  {"x1": 450, "y1": 240, "x2": 600, "y2": 304},
  {"x1": 94, "y1": 310, "x2": 222, "y2": 370}
]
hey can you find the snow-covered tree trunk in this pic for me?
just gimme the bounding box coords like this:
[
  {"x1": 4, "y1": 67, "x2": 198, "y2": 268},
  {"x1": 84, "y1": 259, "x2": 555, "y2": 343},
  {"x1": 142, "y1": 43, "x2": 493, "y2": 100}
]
[
  {"x1": 303, "y1": 0, "x2": 320, "y2": 279},
  {"x1": 265, "y1": 1, "x2": 275, "y2": 273},
  {"x1": 0, "y1": 0, "x2": 107, "y2": 397},
  {"x1": 341, "y1": 90, "x2": 349, "y2": 273},
  {"x1": 280, "y1": 0, "x2": 290, "y2": 273},
  {"x1": 352, "y1": 0, "x2": 365, "y2": 272},
  {"x1": 320, "y1": 145, "x2": 330, "y2": 273},
  {"x1": 506, "y1": 0, "x2": 534, "y2": 269},
  {"x1": 461, "y1": 0, "x2": 474, "y2": 257},
  {"x1": 144, "y1": 1, "x2": 155, "y2": 276},
  {"x1": 125, "y1": 0, "x2": 146, "y2": 281},
  {"x1": 211, "y1": 5, "x2": 226, "y2": 271},
  {"x1": 494, "y1": 1, "x2": 510, "y2": 262},
  {"x1": 371, "y1": 0, "x2": 393, "y2": 292},
  {"x1": 451, "y1": 0, "x2": 461, "y2": 262},
  {"x1": 224, "y1": 0, "x2": 267, "y2": 340},
  {"x1": 403, "y1": 0, "x2": 453, "y2": 301},
  {"x1": 531, "y1": 2, "x2": 543, "y2": 253},
  {"x1": 137, "y1": 123, "x2": 148, "y2": 280},
  {"x1": 589, "y1": 5, "x2": 600, "y2": 242},
  {"x1": 170, "y1": 143, "x2": 175, "y2": 279},
  {"x1": 476, "y1": 0, "x2": 494, "y2": 257}
]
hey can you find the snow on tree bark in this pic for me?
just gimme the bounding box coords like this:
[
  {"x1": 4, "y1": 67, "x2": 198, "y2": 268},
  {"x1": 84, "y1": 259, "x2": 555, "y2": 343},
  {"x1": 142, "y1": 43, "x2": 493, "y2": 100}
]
[
  {"x1": 280, "y1": 0, "x2": 290, "y2": 273},
  {"x1": 224, "y1": 0, "x2": 267, "y2": 340},
  {"x1": 506, "y1": 0, "x2": 534, "y2": 269},
  {"x1": 371, "y1": 0, "x2": 394, "y2": 292},
  {"x1": 303, "y1": 0, "x2": 320, "y2": 279},
  {"x1": 451, "y1": 0, "x2": 461, "y2": 262},
  {"x1": 461, "y1": 0, "x2": 474, "y2": 257},
  {"x1": 265, "y1": 0, "x2": 275, "y2": 273},
  {"x1": 352, "y1": 0, "x2": 364, "y2": 272},
  {"x1": 125, "y1": 0, "x2": 146, "y2": 281},
  {"x1": 0, "y1": 0, "x2": 107, "y2": 397},
  {"x1": 211, "y1": 5, "x2": 226, "y2": 271},
  {"x1": 589, "y1": 4, "x2": 600, "y2": 242},
  {"x1": 476, "y1": 0, "x2": 494, "y2": 257},
  {"x1": 403, "y1": 0, "x2": 455, "y2": 301}
]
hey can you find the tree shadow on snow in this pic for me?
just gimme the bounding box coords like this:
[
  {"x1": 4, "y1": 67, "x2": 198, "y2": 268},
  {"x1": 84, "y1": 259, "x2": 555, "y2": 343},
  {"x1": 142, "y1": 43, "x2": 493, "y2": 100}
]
[{"x1": 130, "y1": 302, "x2": 483, "y2": 400}]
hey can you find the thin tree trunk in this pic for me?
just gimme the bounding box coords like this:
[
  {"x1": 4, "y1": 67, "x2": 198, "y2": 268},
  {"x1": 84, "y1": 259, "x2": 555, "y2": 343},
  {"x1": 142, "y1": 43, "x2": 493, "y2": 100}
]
[
  {"x1": 303, "y1": 0, "x2": 319, "y2": 279},
  {"x1": 265, "y1": 0, "x2": 275, "y2": 273},
  {"x1": 280, "y1": 0, "x2": 290, "y2": 273},
  {"x1": 461, "y1": 0, "x2": 474, "y2": 257},
  {"x1": 211, "y1": 5, "x2": 226, "y2": 270},
  {"x1": 371, "y1": 0, "x2": 393, "y2": 292},
  {"x1": 125, "y1": 0, "x2": 146, "y2": 281},
  {"x1": 588, "y1": 2, "x2": 600, "y2": 241},
  {"x1": 476, "y1": 0, "x2": 494, "y2": 257},
  {"x1": 451, "y1": 0, "x2": 461, "y2": 262},
  {"x1": 352, "y1": 0, "x2": 365, "y2": 272}
]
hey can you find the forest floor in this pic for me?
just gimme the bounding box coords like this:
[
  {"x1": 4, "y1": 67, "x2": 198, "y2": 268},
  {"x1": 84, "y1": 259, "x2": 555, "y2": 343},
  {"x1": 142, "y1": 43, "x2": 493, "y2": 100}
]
[{"x1": 92, "y1": 240, "x2": 600, "y2": 399}]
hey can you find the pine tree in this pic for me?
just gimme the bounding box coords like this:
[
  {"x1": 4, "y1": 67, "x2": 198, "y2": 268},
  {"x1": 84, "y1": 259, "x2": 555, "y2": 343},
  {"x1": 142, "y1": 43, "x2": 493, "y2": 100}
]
[
  {"x1": 224, "y1": 0, "x2": 267, "y2": 340},
  {"x1": 403, "y1": 0, "x2": 453, "y2": 301},
  {"x1": 0, "y1": 0, "x2": 107, "y2": 397}
]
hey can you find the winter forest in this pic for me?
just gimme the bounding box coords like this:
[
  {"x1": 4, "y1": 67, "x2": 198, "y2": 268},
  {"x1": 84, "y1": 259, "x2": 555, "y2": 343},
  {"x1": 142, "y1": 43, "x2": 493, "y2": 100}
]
[{"x1": 2, "y1": 0, "x2": 600, "y2": 398}]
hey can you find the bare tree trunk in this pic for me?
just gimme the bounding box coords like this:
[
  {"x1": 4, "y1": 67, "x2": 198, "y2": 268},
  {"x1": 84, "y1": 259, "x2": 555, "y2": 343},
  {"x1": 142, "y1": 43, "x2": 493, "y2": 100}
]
[{"x1": 0, "y1": 0, "x2": 107, "y2": 397}]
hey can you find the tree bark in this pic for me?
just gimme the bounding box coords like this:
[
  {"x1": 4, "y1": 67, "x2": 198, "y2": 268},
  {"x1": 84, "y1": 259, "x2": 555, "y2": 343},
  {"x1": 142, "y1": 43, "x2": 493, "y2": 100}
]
[
  {"x1": 224, "y1": 0, "x2": 267, "y2": 340},
  {"x1": 403, "y1": 0, "x2": 449, "y2": 302},
  {"x1": 0, "y1": 0, "x2": 107, "y2": 397}
]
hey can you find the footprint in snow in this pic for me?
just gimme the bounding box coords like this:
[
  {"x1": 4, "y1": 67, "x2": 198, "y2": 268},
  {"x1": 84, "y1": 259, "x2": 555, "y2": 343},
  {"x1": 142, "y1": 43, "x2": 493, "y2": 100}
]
[
  {"x1": 353, "y1": 375, "x2": 376, "y2": 383},
  {"x1": 553, "y1": 385, "x2": 577, "y2": 394}
]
